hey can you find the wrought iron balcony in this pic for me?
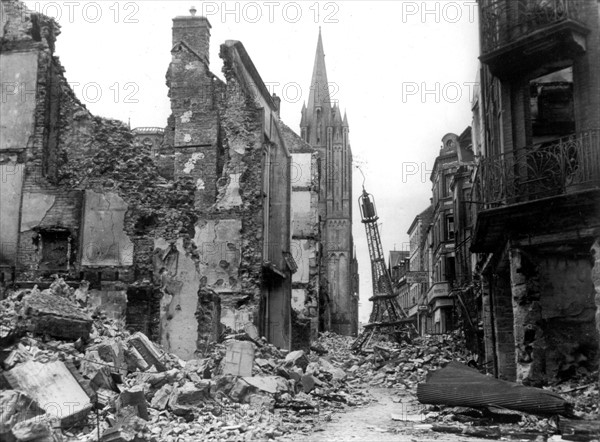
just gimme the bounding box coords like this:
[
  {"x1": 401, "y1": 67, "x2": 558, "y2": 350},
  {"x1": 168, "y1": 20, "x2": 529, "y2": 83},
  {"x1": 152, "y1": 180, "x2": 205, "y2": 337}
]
[
  {"x1": 473, "y1": 130, "x2": 600, "y2": 208},
  {"x1": 479, "y1": 0, "x2": 589, "y2": 77},
  {"x1": 481, "y1": 0, "x2": 583, "y2": 53}
]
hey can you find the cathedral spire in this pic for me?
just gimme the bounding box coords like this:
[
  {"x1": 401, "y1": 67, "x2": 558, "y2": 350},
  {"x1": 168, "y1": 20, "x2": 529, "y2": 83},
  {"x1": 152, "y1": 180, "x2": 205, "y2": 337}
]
[{"x1": 307, "y1": 27, "x2": 331, "y2": 113}]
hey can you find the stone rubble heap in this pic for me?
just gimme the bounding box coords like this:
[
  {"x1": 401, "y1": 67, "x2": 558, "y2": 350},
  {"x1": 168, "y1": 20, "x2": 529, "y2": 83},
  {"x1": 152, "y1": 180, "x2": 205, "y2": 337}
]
[
  {"x1": 0, "y1": 279, "x2": 368, "y2": 442},
  {"x1": 1, "y1": 281, "x2": 597, "y2": 441},
  {"x1": 315, "y1": 331, "x2": 472, "y2": 391}
]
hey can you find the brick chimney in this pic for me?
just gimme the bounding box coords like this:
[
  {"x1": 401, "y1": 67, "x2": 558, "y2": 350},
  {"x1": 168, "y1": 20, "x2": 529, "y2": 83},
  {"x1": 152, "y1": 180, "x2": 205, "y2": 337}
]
[{"x1": 172, "y1": 6, "x2": 212, "y2": 65}]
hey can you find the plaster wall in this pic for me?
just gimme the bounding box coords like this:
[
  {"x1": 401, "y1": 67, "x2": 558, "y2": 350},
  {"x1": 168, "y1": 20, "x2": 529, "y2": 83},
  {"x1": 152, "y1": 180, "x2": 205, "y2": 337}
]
[
  {"x1": 0, "y1": 52, "x2": 37, "y2": 151},
  {"x1": 81, "y1": 191, "x2": 134, "y2": 267}
]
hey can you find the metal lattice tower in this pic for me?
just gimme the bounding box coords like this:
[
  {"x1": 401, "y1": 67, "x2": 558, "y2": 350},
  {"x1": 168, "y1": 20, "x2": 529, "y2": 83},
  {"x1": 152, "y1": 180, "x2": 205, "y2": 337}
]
[{"x1": 351, "y1": 186, "x2": 416, "y2": 352}]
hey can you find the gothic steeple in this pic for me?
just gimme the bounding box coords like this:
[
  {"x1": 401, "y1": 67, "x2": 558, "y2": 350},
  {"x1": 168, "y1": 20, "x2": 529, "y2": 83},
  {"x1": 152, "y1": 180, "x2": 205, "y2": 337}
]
[{"x1": 301, "y1": 28, "x2": 331, "y2": 147}]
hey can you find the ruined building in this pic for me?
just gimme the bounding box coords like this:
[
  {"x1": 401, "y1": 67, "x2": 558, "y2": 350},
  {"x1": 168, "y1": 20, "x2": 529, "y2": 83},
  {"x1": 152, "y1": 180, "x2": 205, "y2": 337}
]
[
  {"x1": 300, "y1": 30, "x2": 359, "y2": 336},
  {"x1": 145, "y1": 10, "x2": 296, "y2": 355},
  {"x1": 0, "y1": 0, "x2": 198, "y2": 344},
  {"x1": 279, "y1": 123, "x2": 321, "y2": 350},
  {"x1": 0, "y1": 1, "x2": 296, "y2": 358},
  {"x1": 471, "y1": 0, "x2": 600, "y2": 384}
]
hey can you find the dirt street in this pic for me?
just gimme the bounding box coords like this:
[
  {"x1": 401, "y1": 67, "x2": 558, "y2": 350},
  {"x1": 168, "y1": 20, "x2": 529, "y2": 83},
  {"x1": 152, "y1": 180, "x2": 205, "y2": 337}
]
[{"x1": 289, "y1": 388, "x2": 493, "y2": 442}]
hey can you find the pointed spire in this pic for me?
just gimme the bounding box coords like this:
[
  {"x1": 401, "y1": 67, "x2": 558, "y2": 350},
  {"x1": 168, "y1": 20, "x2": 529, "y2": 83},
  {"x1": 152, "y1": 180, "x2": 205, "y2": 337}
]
[
  {"x1": 332, "y1": 103, "x2": 343, "y2": 126},
  {"x1": 343, "y1": 110, "x2": 348, "y2": 127},
  {"x1": 307, "y1": 27, "x2": 330, "y2": 113},
  {"x1": 300, "y1": 102, "x2": 307, "y2": 126}
]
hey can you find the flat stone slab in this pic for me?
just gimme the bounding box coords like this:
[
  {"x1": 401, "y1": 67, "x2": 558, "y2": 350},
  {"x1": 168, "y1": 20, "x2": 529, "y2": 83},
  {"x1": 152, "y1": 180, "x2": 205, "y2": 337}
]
[
  {"x1": 4, "y1": 360, "x2": 93, "y2": 427},
  {"x1": 22, "y1": 291, "x2": 92, "y2": 340}
]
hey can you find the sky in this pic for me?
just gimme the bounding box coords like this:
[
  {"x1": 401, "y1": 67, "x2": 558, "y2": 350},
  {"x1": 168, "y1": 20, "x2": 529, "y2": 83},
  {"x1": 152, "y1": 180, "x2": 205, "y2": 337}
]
[{"x1": 23, "y1": 0, "x2": 481, "y2": 323}]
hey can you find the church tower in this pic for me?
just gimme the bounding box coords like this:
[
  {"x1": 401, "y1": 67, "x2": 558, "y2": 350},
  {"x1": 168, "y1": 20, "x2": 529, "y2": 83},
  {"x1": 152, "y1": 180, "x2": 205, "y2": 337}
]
[{"x1": 300, "y1": 29, "x2": 357, "y2": 336}]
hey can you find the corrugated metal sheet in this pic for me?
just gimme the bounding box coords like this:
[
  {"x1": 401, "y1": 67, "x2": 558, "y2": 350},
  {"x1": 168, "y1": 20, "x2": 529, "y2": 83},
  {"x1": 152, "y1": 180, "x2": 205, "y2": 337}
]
[{"x1": 417, "y1": 361, "x2": 570, "y2": 415}]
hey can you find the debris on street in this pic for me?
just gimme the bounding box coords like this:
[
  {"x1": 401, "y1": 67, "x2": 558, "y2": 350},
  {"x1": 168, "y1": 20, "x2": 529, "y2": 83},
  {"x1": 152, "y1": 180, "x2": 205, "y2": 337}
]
[{"x1": 0, "y1": 280, "x2": 368, "y2": 441}]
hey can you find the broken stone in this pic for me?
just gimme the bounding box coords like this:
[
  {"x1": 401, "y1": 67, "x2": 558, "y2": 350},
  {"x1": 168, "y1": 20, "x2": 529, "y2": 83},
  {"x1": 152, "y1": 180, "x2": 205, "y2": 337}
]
[
  {"x1": 301, "y1": 374, "x2": 316, "y2": 393},
  {"x1": 149, "y1": 384, "x2": 173, "y2": 411},
  {"x1": 246, "y1": 392, "x2": 276, "y2": 411},
  {"x1": 10, "y1": 414, "x2": 58, "y2": 442},
  {"x1": 97, "y1": 388, "x2": 119, "y2": 409},
  {"x1": 93, "y1": 340, "x2": 127, "y2": 376},
  {"x1": 223, "y1": 340, "x2": 255, "y2": 377},
  {"x1": 128, "y1": 332, "x2": 167, "y2": 372},
  {"x1": 244, "y1": 323, "x2": 260, "y2": 340},
  {"x1": 116, "y1": 386, "x2": 149, "y2": 421},
  {"x1": 171, "y1": 381, "x2": 210, "y2": 407},
  {"x1": 137, "y1": 367, "x2": 179, "y2": 388},
  {"x1": 91, "y1": 367, "x2": 118, "y2": 392},
  {"x1": 285, "y1": 350, "x2": 309, "y2": 371},
  {"x1": 228, "y1": 378, "x2": 252, "y2": 402},
  {"x1": 243, "y1": 376, "x2": 291, "y2": 395},
  {"x1": 3, "y1": 360, "x2": 93, "y2": 427},
  {"x1": 124, "y1": 347, "x2": 150, "y2": 372},
  {"x1": 100, "y1": 415, "x2": 152, "y2": 442},
  {"x1": 0, "y1": 390, "x2": 46, "y2": 440},
  {"x1": 1, "y1": 350, "x2": 20, "y2": 370},
  {"x1": 21, "y1": 289, "x2": 92, "y2": 340}
]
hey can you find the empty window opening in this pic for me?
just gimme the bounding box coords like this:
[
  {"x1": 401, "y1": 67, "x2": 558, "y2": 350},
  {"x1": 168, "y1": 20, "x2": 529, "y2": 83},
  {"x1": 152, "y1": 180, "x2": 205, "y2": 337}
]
[
  {"x1": 39, "y1": 230, "x2": 71, "y2": 271},
  {"x1": 529, "y1": 66, "x2": 574, "y2": 144}
]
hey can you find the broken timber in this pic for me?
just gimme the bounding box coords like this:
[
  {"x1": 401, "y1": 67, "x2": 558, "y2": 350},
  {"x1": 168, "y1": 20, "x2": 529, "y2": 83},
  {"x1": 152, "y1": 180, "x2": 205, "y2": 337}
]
[{"x1": 417, "y1": 361, "x2": 571, "y2": 415}]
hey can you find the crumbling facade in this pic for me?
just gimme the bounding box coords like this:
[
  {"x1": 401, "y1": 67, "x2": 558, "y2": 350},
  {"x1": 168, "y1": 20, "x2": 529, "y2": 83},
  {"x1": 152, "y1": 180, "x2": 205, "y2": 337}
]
[
  {"x1": 471, "y1": 0, "x2": 600, "y2": 383},
  {"x1": 0, "y1": 2, "x2": 296, "y2": 359},
  {"x1": 0, "y1": 0, "x2": 199, "y2": 344},
  {"x1": 280, "y1": 123, "x2": 321, "y2": 350},
  {"x1": 154, "y1": 11, "x2": 295, "y2": 355},
  {"x1": 299, "y1": 30, "x2": 358, "y2": 336}
]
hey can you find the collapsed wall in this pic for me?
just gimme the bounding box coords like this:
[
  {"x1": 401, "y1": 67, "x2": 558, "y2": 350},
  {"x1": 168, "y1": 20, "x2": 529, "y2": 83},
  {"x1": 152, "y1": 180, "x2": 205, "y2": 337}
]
[
  {"x1": 510, "y1": 248, "x2": 598, "y2": 385},
  {"x1": 156, "y1": 12, "x2": 293, "y2": 356},
  {"x1": 280, "y1": 123, "x2": 321, "y2": 351},
  {"x1": 1, "y1": 0, "x2": 197, "y2": 346},
  {"x1": 1, "y1": 2, "x2": 294, "y2": 358}
]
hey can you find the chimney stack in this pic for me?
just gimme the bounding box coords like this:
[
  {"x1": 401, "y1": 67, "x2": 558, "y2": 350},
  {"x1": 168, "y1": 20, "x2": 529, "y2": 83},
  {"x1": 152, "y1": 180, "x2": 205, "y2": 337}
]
[{"x1": 172, "y1": 7, "x2": 212, "y2": 65}]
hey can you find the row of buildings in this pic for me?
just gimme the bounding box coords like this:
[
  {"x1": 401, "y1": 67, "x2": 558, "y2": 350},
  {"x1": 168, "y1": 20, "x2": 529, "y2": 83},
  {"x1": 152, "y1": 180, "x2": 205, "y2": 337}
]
[
  {"x1": 394, "y1": 0, "x2": 600, "y2": 385},
  {"x1": 0, "y1": 0, "x2": 358, "y2": 358}
]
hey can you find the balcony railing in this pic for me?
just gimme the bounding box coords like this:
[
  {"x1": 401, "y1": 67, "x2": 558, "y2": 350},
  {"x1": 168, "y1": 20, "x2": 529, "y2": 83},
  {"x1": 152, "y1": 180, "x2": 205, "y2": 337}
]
[
  {"x1": 480, "y1": 0, "x2": 583, "y2": 54},
  {"x1": 473, "y1": 130, "x2": 600, "y2": 207}
]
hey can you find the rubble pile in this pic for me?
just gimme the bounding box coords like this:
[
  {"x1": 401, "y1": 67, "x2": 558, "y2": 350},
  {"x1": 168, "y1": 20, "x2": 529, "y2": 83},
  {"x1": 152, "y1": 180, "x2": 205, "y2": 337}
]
[
  {"x1": 0, "y1": 278, "x2": 367, "y2": 441},
  {"x1": 314, "y1": 330, "x2": 472, "y2": 391},
  {"x1": 549, "y1": 371, "x2": 599, "y2": 417}
]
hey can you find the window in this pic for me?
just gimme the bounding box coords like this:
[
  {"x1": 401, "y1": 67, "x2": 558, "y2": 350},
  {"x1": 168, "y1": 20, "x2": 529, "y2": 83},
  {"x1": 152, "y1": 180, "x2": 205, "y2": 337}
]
[
  {"x1": 445, "y1": 256, "x2": 456, "y2": 284},
  {"x1": 462, "y1": 189, "x2": 472, "y2": 227},
  {"x1": 446, "y1": 215, "x2": 455, "y2": 240},
  {"x1": 444, "y1": 174, "x2": 453, "y2": 197},
  {"x1": 39, "y1": 230, "x2": 71, "y2": 271},
  {"x1": 529, "y1": 66, "x2": 574, "y2": 143}
]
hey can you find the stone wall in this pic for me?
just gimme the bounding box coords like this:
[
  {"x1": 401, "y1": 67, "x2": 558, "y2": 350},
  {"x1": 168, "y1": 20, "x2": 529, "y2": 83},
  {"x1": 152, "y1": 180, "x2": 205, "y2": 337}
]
[
  {"x1": 157, "y1": 19, "x2": 293, "y2": 356},
  {"x1": 1, "y1": 0, "x2": 196, "y2": 342}
]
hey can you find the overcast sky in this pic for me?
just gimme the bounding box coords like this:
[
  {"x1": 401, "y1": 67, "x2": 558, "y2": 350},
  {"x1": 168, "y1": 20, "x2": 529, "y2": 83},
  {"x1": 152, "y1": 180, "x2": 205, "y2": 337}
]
[{"x1": 23, "y1": 0, "x2": 480, "y2": 322}]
